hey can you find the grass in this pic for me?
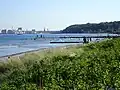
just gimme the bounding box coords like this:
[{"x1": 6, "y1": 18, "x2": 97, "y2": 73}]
[{"x1": 0, "y1": 38, "x2": 120, "y2": 89}]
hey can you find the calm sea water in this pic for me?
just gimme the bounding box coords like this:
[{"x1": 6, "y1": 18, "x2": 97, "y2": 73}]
[{"x1": 0, "y1": 33, "x2": 117, "y2": 57}]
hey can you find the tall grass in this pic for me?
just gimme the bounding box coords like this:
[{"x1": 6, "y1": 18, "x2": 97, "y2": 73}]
[{"x1": 0, "y1": 38, "x2": 120, "y2": 89}]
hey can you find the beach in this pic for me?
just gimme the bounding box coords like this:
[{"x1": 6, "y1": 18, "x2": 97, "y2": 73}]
[
  {"x1": 0, "y1": 33, "x2": 114, "y2": 58},
  {"x1": 0, "y1": 43, "x2": 82, "y2": 62}
]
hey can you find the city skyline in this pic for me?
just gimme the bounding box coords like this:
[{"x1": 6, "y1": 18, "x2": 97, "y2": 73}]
[
  {"x1": 0, "y1": 27, "x2": 50, "y2": 31},
  {"x1": 0, "y1": 0, "x2": 120, "y2": 30}
]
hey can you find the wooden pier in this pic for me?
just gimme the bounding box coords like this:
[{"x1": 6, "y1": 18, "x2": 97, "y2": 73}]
[
  {"x1": 32, "y1": 34, "x2": 120, "y2": 44},
  {"x1": 58, "y1": 35, "x2": 120, "y2": 38},
  {"x1": 49, "y1": 35, "x2": 120, "y2": 44},
  {"x1": 50, "y1": 41, "x2": 83, "y2": 43}
]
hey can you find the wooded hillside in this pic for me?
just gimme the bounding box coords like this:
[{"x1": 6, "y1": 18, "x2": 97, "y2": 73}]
[{"x1": 62, "y1": 21, "x2": 120, "y2": 33}]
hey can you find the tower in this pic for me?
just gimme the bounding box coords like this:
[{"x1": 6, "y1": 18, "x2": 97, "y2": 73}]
[{"x1": 44, "y1": 27, "x2": 46, "y2": 31}]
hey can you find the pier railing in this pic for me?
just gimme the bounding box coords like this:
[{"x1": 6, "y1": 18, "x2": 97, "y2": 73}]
[{"x1": 58, "y1": 35, "x2": 120, "y2": 38}]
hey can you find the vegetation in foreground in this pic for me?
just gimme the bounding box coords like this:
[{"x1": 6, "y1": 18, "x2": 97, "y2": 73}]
[{"x1": 0, "y1": 38, "x2": 120, "y2": 89}]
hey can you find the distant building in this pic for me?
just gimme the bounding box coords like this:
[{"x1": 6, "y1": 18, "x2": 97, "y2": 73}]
[
  {"x1": 7, "y1": 30, "x2": 15, "y2": 34},
  {"x1": 36, "y1": 31, "x2": 43, "y2": 33},
  {"x1": 16, "y1": 27, "x2": 23, "y2": 34},
  {"x1": 18, "y1": 27, "x2": 22, "y2": 31},
  {"x1": 32, "y1": 29, "x2": 36, "y2": 34},
  {"x1": 36, "y1": 30, "x2": 61, "y2": 34},
  {"x1": 1, "y1": 29, "x2": 7, "y2": 34},
  {"x1": 25, "y1": 31, "x2": 33, "y2": 34},
  {"x1": 44, "y1": 28, "x2": 46, "y2": 31}
]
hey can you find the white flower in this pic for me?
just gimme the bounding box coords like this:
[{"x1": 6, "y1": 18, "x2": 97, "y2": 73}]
[{"x1": 69, "y1": 53, "x2": 76, "y2": 57}]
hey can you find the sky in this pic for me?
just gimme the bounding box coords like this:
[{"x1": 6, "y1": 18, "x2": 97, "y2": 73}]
[{"x1": 0, "y1": 0, "x2": 120, "y2": 31}]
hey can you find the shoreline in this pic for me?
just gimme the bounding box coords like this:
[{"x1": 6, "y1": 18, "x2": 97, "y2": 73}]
[
  {"x1": 0, "y1": 44, "x2": 82, "y2": 61},
  {"x1": 0, "y1": 48, "x2": 49, "y2": 61},
  {"x1": 0, "y1": 39, "x2": 103, "y2": 62}
]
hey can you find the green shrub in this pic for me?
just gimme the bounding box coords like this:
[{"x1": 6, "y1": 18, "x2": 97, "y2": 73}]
[{"x1": 1, "y1": 38, "x2": 120, "y2": 89}]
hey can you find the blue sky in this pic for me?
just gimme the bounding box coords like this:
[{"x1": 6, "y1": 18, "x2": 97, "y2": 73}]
[{"x1": 0, "y1": 0, "x2": 120, "y2": 30}]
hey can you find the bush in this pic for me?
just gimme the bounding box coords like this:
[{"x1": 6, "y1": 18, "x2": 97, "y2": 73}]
[{"x1": 0, "y1": 38, "x2": 120, "y2": 89}]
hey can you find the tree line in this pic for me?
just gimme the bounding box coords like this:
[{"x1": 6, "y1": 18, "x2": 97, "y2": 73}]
[{"x1": 61, "y1": 21, "x2": 120, "y2": 33}]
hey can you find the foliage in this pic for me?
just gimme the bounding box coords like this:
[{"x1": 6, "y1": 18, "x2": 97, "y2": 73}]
[
  {"x1": 0, "y1": 38, "x2": 120, "y2": 89},
  {"x1": 62, "y1": 21, "x2": 120, "y2": 33}
]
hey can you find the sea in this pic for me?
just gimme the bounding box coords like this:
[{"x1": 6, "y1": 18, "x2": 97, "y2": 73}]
[{"x1": 0, "y1": 33, "x2": 118, "y2": 57}]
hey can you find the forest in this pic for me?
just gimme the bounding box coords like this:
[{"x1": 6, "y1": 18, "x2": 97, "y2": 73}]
[{"x1": 62, "y1": 21, "x2": 120, "y2": 33}]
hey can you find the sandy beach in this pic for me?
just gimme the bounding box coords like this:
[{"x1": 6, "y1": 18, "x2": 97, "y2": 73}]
[
  {"x1": 0, "y1": 48, "x2": 46, "y2": 62},
  {"x1": 0, "y1": 44, "x2": 81, "y2": 62}
]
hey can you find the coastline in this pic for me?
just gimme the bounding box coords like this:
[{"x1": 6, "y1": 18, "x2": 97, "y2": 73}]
[
  {"x1": 0, "y1": 38, "x2": 117, "y2": 89},
  {"x1": 0, "y1": 48, "x2": 50, "y2": 61},
  {"x1": 0, "y1": 39, "x2": 104, "y2": 62},
  {"x1": 0, "y1": 43, "x2": 82, "y2": 62}
]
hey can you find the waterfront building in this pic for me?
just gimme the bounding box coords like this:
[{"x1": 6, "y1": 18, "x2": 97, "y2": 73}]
[
  {"x1": 1, "y1": 29, "x2": 7, "y2": 34},
  {"x1": 25, "y1": 31, "x2": 33, "y2": 34},
  {"x1": 7, "y1": 30, "x2": 15, "y2": 34},
  {"x1": 16, "y1": 27, "x2": 23, "y2": 34},
  {"x1": 32, "y1": 29, "x2": 36, "y2": 34}
]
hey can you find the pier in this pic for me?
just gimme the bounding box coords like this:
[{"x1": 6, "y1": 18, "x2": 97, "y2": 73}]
[
  {"x1": 58, "y1": 35, "x2": 120, "y2": 38},
  {"x1": 31, "y1": 34, "x2": 120, "y2": 44},
  {"x1": 50, "y1": 41, "x2": 83, "y2": 43},
  {"x1": 49, "y1": 35, "x2": 120, "y2": 43}
]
